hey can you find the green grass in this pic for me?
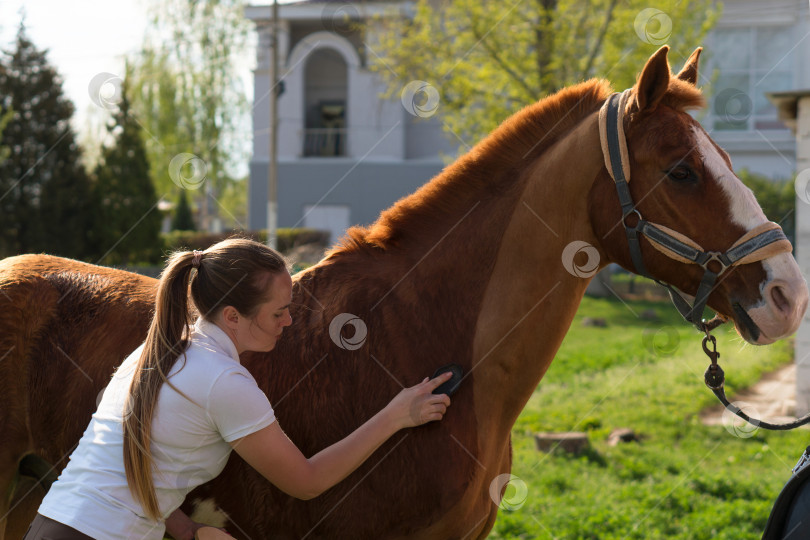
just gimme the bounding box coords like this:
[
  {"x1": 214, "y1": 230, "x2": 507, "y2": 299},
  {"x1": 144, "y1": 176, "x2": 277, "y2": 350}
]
[{"x1": 487, "y1": 296, "x2": 806, "y2": 540}]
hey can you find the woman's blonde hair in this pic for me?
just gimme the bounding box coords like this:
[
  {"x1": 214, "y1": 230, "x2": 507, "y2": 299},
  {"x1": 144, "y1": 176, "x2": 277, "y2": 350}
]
[{"x1": 122, "y1": 237, "x2": 286, "y2": 520}]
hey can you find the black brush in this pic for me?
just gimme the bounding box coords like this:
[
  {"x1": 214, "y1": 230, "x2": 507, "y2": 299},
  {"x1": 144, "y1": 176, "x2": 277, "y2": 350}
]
[{"x1": 431, "y1": 363, "x2": 464, "y2": 397}]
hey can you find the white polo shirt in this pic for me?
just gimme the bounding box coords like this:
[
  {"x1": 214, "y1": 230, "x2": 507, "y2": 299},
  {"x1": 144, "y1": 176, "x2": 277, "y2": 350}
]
[{"x1": 38, "y1": 318, "x2": 276, "y2": 540}]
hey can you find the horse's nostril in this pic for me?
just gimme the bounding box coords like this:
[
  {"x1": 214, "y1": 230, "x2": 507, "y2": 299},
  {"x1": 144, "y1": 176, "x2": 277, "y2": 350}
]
[{"x1": 771, "y1": 285, "x2": 791, "y2": 316}]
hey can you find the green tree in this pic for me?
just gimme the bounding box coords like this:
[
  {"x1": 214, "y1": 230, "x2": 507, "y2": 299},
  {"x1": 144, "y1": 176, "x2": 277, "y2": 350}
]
[
  {"x1": 0, "y1": 107, "x2": 11, "y2": 166},
  {"x1": 0, "y1": 21, "x2": 94, "y2": 258},
  {"x1": 738, "y1": 169, "x2": 795, "y2": 246},
  {"x1": 171, "y1": 189, "x2": 196, "y2": 231},
  {"x1": 371, "y1": 0, "x2": 719, "y2": 146},
  {"x1": 127, "y1": 0, "x2": 250, "y2": 231},
  {"x1": 90, "y1": 76, "x2": 162, "y2": 265}
]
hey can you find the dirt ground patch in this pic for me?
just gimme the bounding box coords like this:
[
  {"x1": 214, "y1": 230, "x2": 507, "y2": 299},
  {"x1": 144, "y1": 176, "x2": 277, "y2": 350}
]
[{"x1": 700, "y1": 363, "x2": 799, "y2": 426}]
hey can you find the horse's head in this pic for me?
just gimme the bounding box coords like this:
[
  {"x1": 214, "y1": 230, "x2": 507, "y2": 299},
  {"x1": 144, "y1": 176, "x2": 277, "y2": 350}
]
[{"x1": 590, "y1": 46, "x2": 808, "y2": 345}]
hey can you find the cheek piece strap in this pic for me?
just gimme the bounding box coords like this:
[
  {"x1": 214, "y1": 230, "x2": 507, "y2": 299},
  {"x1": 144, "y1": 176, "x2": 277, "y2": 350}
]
[
  {"x1": 599, "y1": 90, "x2": 810, "y2": 431},
  {"x1": 598, "y1": 90, "x2": 791, "y2": 332}
]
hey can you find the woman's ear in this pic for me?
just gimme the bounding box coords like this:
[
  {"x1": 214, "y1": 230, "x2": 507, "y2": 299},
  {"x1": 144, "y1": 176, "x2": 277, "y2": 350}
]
[{"x1": 220, "y1": 306, "x2": 241, "y2": 330}]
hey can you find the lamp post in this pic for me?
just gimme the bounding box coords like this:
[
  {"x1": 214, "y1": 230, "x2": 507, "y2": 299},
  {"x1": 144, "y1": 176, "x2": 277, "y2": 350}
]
[{"x1": 267, "y1": 0, "x2": 279, "y2": 249}]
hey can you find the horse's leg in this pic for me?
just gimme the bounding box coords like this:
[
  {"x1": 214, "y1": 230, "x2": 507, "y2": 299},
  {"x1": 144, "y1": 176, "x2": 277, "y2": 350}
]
[
  {"x1": 0, "y1": 350, "x2": 34, "y2": 540},
  {"x1": 4, "y1": 476, "x2": 44, "y2": 540},
  {"x1": 8, "y1": 478, "x2": 46, "y2": 540},
  {"x1": 0, "y1": 442, "x2": 32, "y2": 540},
  {"x1": 404, "y1": 438, "x2": 512, "y2": 540},
  {"x1": 472, "y1": 441, "x2": 512, "y2": 540},
  {"x1": 0, "y1": 463, "x2": 17, "y2": 540}
]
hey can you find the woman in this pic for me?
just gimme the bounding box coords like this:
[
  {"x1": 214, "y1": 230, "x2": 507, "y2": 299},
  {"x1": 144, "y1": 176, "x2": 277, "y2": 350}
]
[{"x1": 25, "y1": 238, "x2": 452, "y2": 540}]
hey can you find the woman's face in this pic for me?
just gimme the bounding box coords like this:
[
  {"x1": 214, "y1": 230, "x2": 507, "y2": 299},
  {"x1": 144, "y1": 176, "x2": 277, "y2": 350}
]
[{"x1": 234, "y1": 271, "x2": 293, "y2": 353}]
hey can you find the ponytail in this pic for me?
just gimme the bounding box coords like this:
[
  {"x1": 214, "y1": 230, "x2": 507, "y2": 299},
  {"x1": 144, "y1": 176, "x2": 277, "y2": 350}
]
[
  {"x1": 122, "y1": 238, "x2": 286, "y2": 521},
  {"x1": 123, "y1": 251, "x2": 195, "y2": 520}
]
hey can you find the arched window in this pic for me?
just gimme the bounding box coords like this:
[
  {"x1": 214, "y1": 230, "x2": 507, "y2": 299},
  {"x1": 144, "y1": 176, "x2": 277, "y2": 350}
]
[{"x1": 303, "y1": 48, "x2": 347, "y2": 157}]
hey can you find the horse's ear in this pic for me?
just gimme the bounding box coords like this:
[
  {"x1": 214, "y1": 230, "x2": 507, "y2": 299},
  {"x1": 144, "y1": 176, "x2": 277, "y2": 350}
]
[
  {"x1": 634, "y1": 45, "x2": 671, "y2": 112},
  {"x1": 675, "y1": 47, "x2": 702, "y2": 86}
]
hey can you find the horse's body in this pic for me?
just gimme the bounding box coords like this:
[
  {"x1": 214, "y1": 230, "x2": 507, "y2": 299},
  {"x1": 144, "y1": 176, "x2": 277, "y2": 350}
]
[{"x1": 1, "y1": 47, "x2": 807, "y2": 539}]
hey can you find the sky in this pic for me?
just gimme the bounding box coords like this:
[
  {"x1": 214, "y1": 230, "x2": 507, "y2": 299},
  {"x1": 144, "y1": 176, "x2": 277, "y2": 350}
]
[
  {"x1": 0, "y1": 0, "x2": 150, "y2": 135},
  {"x1": 0, "y1": 0, "x2": 260, "y2": 162}
]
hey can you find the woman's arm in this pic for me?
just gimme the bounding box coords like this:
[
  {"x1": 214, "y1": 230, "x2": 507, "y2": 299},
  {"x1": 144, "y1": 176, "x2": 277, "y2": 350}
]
[{"x1": 229, "y1": 372, "x2": 452, "y2": 500}]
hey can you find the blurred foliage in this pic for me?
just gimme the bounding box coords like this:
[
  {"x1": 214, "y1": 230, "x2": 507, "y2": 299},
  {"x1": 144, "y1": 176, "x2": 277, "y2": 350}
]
[
  {"x1": 737, "y1": 169, "x2": 795, "y2": 246},
  {"x1": 171, "y1": 190, "x2": 196, "y2": 231},
  {"x1": 130, "y1": 228, "x2": 331, "y2": 266},
  {"x1": 89, "y1": 74, "x2": 162, "y2": 265},
  {"x1": 161, "y1": 228, "x2": 329, "y2": 254},
  {"x1": 127, "y1": 0, "x2": 250, "y2": 230},
  {"x1": 370, "y1": 0, "x2": 719, "y2": 149},
  {"x1": 214, "y1": 175, "x2": 249, "y2": 229},
  {"x1": 0, "y1": 21, "x2": 95, "y2": 259},
  {"x1": 0, "y1": 106, "x2": 11, "y2": 166}
]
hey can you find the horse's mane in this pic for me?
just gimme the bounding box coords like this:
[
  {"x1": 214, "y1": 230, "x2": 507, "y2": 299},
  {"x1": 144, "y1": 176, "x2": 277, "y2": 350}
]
[{"x1": 327, "y1": 76, "x2": 703, "y2": 257}]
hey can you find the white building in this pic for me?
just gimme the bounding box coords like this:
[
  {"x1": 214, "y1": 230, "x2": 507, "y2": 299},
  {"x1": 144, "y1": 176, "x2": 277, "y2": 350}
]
[
  {"x1": 244, "y1": 1, "x2": 453, "y2": 244},
  {"x1": 770, "y1": 90, "x2": 810, "y2": 412},
  {"x1": 704, "y1": 0, "x2": 810, "y2": 178}
]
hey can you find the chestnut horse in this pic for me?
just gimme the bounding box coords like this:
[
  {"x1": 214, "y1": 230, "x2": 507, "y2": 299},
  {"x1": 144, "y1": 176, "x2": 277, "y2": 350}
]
[{"x1": 1, "y1": 46, "x2": 807, "y2": 539}]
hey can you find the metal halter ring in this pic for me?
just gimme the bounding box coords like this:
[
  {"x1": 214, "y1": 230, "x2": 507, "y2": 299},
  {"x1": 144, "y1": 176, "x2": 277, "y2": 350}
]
[
  {"x1": 699, "y1": 252, "x2": 729, "y2": 275},
  {"x1": 621, "y1": 209, "x2": 643, "y2": 229}
]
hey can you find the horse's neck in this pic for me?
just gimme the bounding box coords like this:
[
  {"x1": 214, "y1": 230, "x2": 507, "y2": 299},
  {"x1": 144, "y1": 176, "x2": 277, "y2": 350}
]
[
  {"x1": 471, "y1": 112, "x2": 604, "y2": 430},
  {"x1": 296, "y1": 111, "x2": 603, "y2": 426},
  {"x1": 302, "y1": 147, "x2": 529, "y2": 351}
]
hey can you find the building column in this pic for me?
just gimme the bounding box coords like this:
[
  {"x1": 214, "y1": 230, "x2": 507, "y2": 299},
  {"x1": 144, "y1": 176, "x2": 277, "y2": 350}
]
[
  {"x1": 795, "y1": 96, "x2": 810, "y2": 413},
  {"x1": 248, "y1": 18, "x2": 289, "y2": 231}
]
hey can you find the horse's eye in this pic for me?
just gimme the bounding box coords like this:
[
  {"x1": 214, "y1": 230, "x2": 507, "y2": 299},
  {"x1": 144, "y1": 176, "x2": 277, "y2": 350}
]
[{"x1": 667, "y1": 166, "x2": 696, "y2": 182}]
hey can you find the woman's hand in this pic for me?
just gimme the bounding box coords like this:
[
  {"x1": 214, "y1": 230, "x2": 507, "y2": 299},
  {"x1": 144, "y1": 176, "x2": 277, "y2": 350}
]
[
  {"x1": 194, "y1": 526, "x2": 233, "y2": 539},
  {"x1": 386, "y1": 372, "x2": 453, "y2": 430},
  {"x1": 164, "y1": 510, "x2": 230, "y2": 540}
]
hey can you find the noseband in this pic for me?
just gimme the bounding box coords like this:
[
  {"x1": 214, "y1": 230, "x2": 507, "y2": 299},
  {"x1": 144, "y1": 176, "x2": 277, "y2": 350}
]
[{"x1": 598, "y1": 90, "x2": 809, "y2": 430}]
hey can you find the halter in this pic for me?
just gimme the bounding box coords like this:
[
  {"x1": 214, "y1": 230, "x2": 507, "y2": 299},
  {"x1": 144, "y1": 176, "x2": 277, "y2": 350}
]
[
  {"x1": 598, "y1": 90, "x2": 792, "y2": 332},
  {"x1": 598, "y1": 90, "x2": 810, "y2": 430}
]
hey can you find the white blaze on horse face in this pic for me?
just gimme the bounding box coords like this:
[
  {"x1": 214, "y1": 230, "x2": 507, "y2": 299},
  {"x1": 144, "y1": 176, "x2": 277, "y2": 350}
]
[
  {"x1": 692, "y1": 127, "x2": 765, "y2": 230},
  {"x1": 692, "y1": 126, "x2": 809, "y2": 343}
]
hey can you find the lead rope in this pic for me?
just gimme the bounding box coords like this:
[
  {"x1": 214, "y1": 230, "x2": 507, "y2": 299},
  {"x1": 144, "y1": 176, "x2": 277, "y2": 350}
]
[{"x1": 702, "y1": 328, "x2": 810, "y2": 430}]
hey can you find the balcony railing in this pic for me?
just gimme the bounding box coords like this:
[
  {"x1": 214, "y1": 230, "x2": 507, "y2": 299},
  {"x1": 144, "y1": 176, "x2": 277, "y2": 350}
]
[{"x1": 303, "y1": 128, "x2": 347, "y2": 157}]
